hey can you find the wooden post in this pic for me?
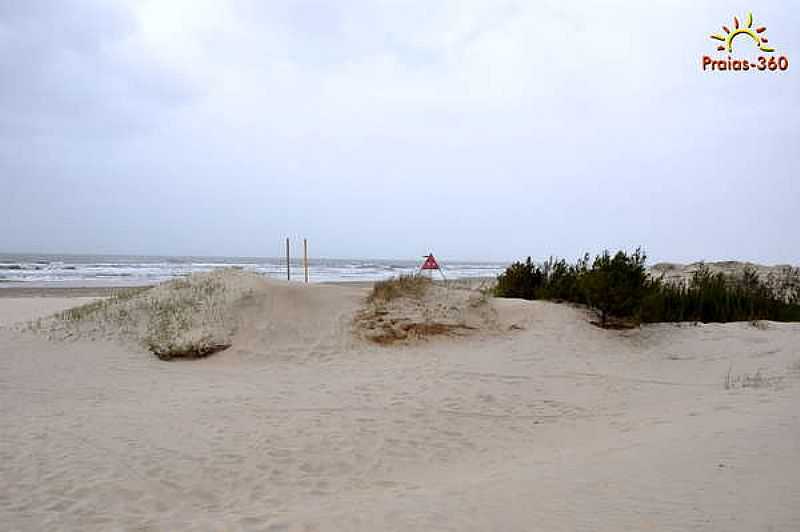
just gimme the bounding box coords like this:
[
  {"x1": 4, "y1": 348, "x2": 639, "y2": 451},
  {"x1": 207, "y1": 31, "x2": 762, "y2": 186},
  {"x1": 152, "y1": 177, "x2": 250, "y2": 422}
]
[
  {"x1": 303, "y1": 238, "x2": 309, "y2": 283},
  {"x1": 286, "y1": 237, "x2": 290, "y2": 281}
]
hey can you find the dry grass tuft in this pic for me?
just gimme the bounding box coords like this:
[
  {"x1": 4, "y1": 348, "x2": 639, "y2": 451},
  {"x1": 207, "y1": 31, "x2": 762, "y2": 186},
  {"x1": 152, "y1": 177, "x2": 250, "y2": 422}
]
[
  {"x1": 368, "y1": 274, "x2": 431, "y2": 303},
  {"x1": 724, "y1": 365, "x2": 781, "y2": 390},
  {"x1": 57, "y1": 286, "x2": 152, "y2": 322}
]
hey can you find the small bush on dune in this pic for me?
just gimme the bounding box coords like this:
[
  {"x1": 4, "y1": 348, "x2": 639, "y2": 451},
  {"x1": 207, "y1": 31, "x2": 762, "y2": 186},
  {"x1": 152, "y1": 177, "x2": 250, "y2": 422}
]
[
  {"x1": 495, "y1": 256, "x2": 588, "y2": 302},
  {"x1": 582, "y1": 249, "x2": 648, "y2": 327},
  {"x1": 494, "y1": 257, "x2": 541, "y2": 300},
  {"x1": 539, "y1": 256, "x2": 588, "y2": 302}
]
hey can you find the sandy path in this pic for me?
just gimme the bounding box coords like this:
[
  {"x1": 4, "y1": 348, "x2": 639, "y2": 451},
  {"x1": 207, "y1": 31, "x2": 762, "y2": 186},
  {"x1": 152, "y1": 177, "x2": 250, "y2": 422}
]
[{"x1": 1, "y1": 295, "x2": 799, "y2": 531}]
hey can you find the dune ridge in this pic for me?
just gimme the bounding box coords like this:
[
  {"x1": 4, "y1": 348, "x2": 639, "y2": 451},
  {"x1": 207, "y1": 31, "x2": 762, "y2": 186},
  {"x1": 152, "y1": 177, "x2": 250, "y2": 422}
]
[
  {"x1": 1, "y1": 272, "x2": 799, "y2": 530},
  {"x1": 21, "y1": 270, "x2": 511, "y2": 361}
]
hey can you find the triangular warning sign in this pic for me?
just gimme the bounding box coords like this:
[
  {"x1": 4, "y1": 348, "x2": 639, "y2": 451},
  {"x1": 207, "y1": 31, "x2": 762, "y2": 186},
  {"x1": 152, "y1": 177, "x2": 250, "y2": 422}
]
[{"x1": 420, "y1": 254, "x2": 440, "y2": 270}]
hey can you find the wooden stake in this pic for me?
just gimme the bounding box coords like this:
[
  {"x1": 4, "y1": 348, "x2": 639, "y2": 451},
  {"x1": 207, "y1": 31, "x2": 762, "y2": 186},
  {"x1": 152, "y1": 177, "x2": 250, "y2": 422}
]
[
  {"x1": 286, "y1": 237, "x2": 290, "y2": 281},
  {"x1": 303, "y1": 238, "x2": 309, "y2": 283}
]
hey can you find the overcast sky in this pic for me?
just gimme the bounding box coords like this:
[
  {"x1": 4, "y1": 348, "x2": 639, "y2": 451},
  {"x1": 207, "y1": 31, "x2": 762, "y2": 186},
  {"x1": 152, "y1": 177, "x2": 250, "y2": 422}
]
[{"x1": 1, "y1": 0, "x2": 798, "y2": 263}]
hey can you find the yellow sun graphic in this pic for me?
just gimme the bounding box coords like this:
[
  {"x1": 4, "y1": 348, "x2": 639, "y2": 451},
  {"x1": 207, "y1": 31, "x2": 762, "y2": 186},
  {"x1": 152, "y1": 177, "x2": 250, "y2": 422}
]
[{"x1": 710, "y1": 12, "x2": 774, "y2": 53}]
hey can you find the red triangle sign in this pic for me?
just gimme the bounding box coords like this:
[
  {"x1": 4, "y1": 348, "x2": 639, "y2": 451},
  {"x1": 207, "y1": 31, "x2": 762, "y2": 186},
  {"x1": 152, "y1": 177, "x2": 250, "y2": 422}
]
[{"x1": 421, "y1": 254, "x2": 440, "y2": 270}]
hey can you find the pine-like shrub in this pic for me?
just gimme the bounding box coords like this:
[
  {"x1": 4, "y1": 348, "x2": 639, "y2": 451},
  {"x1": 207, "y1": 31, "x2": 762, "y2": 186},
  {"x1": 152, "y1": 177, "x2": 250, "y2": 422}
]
[{"x1": 495, "y1": 251, "x2": 800, "y2": 327}]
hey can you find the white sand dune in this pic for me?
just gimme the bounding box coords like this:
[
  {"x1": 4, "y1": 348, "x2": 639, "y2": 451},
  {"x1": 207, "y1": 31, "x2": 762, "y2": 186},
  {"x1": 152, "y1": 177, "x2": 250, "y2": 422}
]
[{"x1": 1, "y1": 278, "x2": 799, "y2": 531}]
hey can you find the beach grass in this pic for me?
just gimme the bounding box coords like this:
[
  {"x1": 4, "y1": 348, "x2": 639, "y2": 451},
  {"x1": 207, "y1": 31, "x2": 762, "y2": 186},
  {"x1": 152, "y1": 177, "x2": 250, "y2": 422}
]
[
  {"x1": 38, "y1": 271, "x2": 249, "y2": 359},
  {"x1": 368, "y1": 274, "x2": 431, "y2": 303}
]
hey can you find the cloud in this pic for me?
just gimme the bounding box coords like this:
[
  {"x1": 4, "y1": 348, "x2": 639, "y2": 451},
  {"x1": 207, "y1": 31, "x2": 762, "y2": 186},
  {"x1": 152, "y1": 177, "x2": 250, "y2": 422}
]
[
  {"x1": 0, "y1": 0, "x2": 798, "y2": 263},
  {"x1": 0, "y1": 0, "x2": 194, "y2": 140}
]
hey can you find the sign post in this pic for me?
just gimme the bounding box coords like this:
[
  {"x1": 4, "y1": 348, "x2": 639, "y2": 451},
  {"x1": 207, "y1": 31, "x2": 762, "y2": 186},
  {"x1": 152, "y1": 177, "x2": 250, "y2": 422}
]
[
  {"x1": 303, "y1": 238, "x2": 309, "y2": 283},
  {"x1": 286, "y1": 237, "x2": 291, "y2": 281},
  {"x1": 420, "y1": 253, "x2": 446, "y2": 280}
]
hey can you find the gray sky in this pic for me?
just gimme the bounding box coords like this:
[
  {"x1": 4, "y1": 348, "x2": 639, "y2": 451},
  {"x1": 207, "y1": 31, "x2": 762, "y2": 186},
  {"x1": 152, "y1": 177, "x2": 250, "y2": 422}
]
[{"x1": 1, "y1": 0, "x2": 798, "y2": 263}]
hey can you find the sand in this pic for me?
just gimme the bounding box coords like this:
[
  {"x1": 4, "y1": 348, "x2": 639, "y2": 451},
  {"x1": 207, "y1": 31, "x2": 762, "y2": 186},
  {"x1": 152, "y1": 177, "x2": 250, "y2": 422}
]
[
  {"x1": 1, "y1": 278, "x2": 799, "y2": 531},
  {"x1": 0, "y1": 297, "x2": 99, "y2": 328}
]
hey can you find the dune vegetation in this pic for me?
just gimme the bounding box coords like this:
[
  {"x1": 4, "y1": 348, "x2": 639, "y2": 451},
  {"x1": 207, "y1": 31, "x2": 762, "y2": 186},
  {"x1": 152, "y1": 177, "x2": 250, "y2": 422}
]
[
  {"x1": 28, "y1": 270, "x2": 260, "y2": 359},
  {"x1": 355, "y1": 274, "x2": 494, "y2": 344},
  {"x1": 368, "y1": 273, "x2": 433, "y2": 303},
  {"x1": 495, "y1": 249, "x2": 800, "y2": 328}
]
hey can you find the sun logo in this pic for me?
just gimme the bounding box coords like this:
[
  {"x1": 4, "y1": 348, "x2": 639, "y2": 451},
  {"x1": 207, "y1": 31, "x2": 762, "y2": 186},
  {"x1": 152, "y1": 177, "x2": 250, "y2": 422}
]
[{"x1": 710, "y1": 13, "x2": 774, "y2": 53}]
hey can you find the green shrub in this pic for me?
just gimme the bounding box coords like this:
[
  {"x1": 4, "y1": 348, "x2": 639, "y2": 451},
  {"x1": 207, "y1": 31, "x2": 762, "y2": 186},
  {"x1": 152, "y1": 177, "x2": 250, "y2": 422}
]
[
  {"x1": 495, "y1": 256, "x2": 588, "y2": 302},
  {"x1": 496, "y1": 250, "x2": 800, "y2": 327},
  {"x1": 494, "y1": 257, "x2": 543, "y2": 300},
  {"x1": 581, "y1": 248, "x2": 649, "y2": 327},
  {"x1": 641, "y1": 264, "x2": 800, "y2": 324}
]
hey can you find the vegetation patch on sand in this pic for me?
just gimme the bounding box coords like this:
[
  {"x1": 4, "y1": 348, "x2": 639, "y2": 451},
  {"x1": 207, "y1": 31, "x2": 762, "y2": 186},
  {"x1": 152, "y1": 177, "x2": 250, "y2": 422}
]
[
  {"x1": 651, "y1": 261, "x2": 800, "y2": 303},
  {"x1": 368, "y1": 274, "x2": 431, "y2": 303},
  {"x1": 355, "y1": 274, "x2": 496, "y2": 344},
  {"x1": 724, "y1": 366, "x2": 783, "y2": 390},
  {"x1": 495, "y1": 249, "x2": 800, "y2": 328},
  {"x1": 27, "y1": 270, "x2": 264, "y2": 359}
]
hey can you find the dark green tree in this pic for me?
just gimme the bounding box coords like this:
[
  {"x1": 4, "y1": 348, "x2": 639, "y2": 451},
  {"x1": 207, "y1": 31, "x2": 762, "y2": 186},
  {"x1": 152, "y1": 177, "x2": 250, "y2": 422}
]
[{"x1": 581, "y1": 248, "x2": 648, "y2": 327}]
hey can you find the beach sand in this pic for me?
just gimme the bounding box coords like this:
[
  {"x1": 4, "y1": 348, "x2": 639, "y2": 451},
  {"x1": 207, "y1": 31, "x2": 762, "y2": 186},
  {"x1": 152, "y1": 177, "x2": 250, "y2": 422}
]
[
  {"x1": 1, "y1": 279, "x2": 799, "y2": 531},
  {"x1": 0, "y1": 297, "x2": 100, "y2": 328}
]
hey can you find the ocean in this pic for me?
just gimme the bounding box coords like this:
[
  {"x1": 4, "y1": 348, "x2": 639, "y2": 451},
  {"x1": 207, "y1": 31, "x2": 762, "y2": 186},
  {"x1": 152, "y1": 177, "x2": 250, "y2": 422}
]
[{"x1": 0, "y1": 253, "x2": 507, "y2": 286}]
